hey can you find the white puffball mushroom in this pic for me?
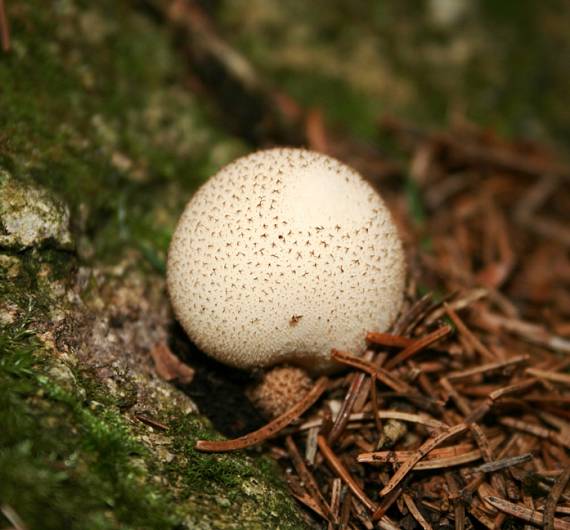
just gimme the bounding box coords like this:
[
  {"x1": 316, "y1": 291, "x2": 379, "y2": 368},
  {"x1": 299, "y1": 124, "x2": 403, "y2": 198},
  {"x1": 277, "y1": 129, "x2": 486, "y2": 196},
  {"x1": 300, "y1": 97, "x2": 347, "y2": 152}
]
[{"x1": 167, "y1": 148, "x2": 405, "y2": 373}]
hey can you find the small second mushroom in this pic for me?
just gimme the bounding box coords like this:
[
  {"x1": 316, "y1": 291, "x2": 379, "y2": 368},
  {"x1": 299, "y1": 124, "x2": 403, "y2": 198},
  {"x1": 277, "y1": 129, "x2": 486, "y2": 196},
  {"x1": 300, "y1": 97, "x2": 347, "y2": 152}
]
[{"x1": 167, "y1": 148, "x2": 405, "y2": 414}]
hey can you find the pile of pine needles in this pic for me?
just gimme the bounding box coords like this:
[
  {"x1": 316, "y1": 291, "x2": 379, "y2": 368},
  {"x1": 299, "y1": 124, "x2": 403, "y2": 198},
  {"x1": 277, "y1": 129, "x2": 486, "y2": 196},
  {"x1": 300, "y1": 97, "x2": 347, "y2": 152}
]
[
  {"x1": 151, "y1": 2, "x2": 570, "y2": 527},
  {"x1": 196, "y1": 120, "x2": 570, "y2": 529}
]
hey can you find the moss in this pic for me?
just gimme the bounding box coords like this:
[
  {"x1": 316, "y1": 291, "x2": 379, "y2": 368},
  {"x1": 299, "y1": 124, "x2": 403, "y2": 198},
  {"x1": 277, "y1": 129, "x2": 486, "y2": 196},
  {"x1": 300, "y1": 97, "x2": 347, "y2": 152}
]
[
  {"x1": 0, "y1": 315, "x2": 308, "y2": 530},
  {"x1": 0, "y1": 170, "x2": 73, "y2": 251},
  {"x1": 0, "y1": 0, "x2": 245, "y2": 265},
  {"x1": 165, "y1": 414, "x2": 307, "y2": 528},
  {"x1": 0, "y1": 1, "x2": 309, "y2": 528},
  {"x1": 220, "y1": 0, "x2": 570, "y2": 147},
  {"x1": 0, "y1": 322, "x2": 179, "y2": 530},
  {"x1": 275, "y1": 71, "x2": 384, "y2": 142}
]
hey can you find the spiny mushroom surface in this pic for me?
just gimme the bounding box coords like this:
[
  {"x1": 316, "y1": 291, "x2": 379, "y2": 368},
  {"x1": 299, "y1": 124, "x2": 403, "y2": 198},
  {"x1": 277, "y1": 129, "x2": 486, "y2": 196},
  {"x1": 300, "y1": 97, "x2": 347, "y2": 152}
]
[
  {"x1": 167, "y1": 148, "x2": 405, "y2": 373},
  {"x1": 247, "y1": 366, "x2": 313, "y2": 419}
]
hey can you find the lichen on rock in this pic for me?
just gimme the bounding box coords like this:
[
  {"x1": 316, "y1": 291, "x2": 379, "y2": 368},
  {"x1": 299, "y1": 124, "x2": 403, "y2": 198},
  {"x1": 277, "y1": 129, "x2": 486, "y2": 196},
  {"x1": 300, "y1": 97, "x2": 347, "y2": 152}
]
[{"x1": 0, "y1": 169, "x2": 73, "y2": 251}]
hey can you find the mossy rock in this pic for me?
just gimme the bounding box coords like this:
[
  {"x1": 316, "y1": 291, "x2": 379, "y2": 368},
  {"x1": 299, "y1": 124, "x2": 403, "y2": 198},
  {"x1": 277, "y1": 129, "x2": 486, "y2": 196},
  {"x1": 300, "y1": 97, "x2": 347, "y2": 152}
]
[
  {"x1": 0, "y1": 169, "x2": 73, "y2": 251},
  {"x1": 0, "y1": 1, "x2": 308, "y2": 528}
]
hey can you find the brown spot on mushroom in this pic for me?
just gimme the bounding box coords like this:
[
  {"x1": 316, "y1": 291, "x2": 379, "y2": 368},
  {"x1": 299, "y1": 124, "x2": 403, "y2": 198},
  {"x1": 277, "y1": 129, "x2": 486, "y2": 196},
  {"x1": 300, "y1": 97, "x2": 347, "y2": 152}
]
[{"x1": 289, "y1": 315, "x2": 303, "y2": 326}]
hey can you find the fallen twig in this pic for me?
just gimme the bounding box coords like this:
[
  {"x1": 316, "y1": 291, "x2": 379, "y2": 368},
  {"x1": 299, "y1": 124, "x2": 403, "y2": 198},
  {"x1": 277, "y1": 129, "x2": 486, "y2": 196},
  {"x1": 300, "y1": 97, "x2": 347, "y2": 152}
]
[
  {"x1": 486, "y1": 496, "x2": 570, "y2": 530},
  {"x1": 195, "y1": 377, "x2": 328, "y2": 451}
]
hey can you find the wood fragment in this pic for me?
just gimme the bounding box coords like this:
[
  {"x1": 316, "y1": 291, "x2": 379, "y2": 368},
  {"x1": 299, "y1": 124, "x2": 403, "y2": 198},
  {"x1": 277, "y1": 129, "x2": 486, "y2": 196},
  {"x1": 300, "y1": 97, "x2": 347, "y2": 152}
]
[
  {"x1": 525, "y1": 395, "x2": 570, "y2": 405},
  {"x1": 352, "y1": 498, "x2": 375, "y2": 529},
  {"x1": 446, "y1": 355, "x2": 528, "y2": 381},
  {"x1": 445, "y1": 303, "x2": 496, "y2": 361},
  {"x1": 538, "y1": 411, "x2": 570, "y2": 441},
  {"x1": 476, "y1": 313, "x2": 570, "y2": 354},
  {"x1": 134, "y1": 413, "x2": 168, "y2": 431},
  {"x1": 359, "y1": 436, "x2": 504, "y2": 467},
  {"x1": 328, "y1": 352, "x2": 373, "y2": 445},
  {"x1": 0, "y1": 504, "x2": 28, "y2": 530},
  {"x1": 331, "y1": 349, "x2": 413, "y2": 394},
  {"x1": 485, "y1": 496, "x2": 570, "y2": 530},
  {"x1": 380, "y1": 423, "x2": 469, "y2": 496},
  {"x1": 339, "y1": 490, "x2": 352, "y2": 527},
  {"x1": 285, "y1": 436, "x2": 336, "y2": 524},
  {"x1": 488, "y1": 378, "x2": 537, "y2": 401},
  {"x1": 287, "y1": 478, "x2": 329, "y2": 522},
  {"x1": 305, "y1": 426, "x2": 319, "y2": 465},
  {"x1": 526, "y1": 368, "x2": 570, "y2": 387},
  {"x1": 149, "y1": 343, "x2": 195, "y2": 384},
  {"x1": 516, "y1": 174, "x2": 570, "y2": 247},
  {"x1": 305, "y1": 108, "x2": 329, "y2": 153},
  {"x1": 366, "y1": 332, "x2": 415, "y2": 348},
  {"x1": 522, "y1": 492, "x2": 536, "y2": 530},
  {"x1": 0, "y1": 0, "x2": 10, "y2": 52},
  {"x1": 371, "y1": 484, "x2": 404, "y2": 522},
  {"x1": 500, "y1": 417, "x2": 570, "y2": 449},
  {"x1": 464, "y1": 379, "x2": 537, "y2": 424},
  {"x1": 474, "y1": 453, "x2": 533, "y2": 474},
  {"x1": 440, "y1": 377, "x2": 471, "y2": 416},
  {"x1": 445, "y1": 472, "x2": 465, "y2": 530},
  {"x1": 299, "y1": 409, "x2": 447, "y2": 432},
  {"x1": 394, "y1": 292, "x2": 436, "y2": 334},
  {"x1": 424, "y1": 289, "x2": 488, "y2": 326},
  {"x1": 384, "y1": 325, "x2": 452, "y2": 370},
  {"x1": 538, "y1": 506, "x2": 570, "y2": 516},
  {"x1": 544, "y1": 469, "x2": 570, "y2": 530},
  {"x1": 328, "y1": 478, "x2": 342, "y2": 530},
  {"x1": 317, "y1": 435, "x2": 377, "y2": 512},
  {"x1": 468, "y1": 501, "x2": 496, "y2": 529},
  {"x1": 403, "y1": 493, "x2": 434, "y2": 530},
  {"x1": 380, "y1": 116, "x2": 570, "y2": 181},
  {"x1": 196, "y1": 377, "x2": 328, "y2": 452}
]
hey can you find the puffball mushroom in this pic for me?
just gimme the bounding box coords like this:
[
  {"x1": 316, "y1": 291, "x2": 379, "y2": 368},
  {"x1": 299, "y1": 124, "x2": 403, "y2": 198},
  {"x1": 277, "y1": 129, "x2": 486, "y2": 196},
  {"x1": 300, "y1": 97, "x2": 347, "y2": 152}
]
[
  {"x1": 247, "y1": 365, "x2": 313, "y2": 419},
  {"x1": 167, "y1": 148, "x2": 405, "y2": 374}
]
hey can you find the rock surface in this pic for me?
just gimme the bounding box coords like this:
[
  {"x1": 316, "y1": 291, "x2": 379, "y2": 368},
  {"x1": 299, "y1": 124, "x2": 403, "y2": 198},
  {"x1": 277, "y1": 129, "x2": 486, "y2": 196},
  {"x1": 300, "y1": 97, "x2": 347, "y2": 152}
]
[{"x1": 0, "y1": 170, "x2": 73, "y2": 250}]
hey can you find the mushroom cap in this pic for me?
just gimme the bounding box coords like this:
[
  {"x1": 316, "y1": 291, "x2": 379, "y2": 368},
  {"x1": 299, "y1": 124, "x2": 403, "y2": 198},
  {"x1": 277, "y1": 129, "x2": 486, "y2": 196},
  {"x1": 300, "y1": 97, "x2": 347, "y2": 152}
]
[{"x1": 167, "y1": 148, "x2": 405, "y2": 373}]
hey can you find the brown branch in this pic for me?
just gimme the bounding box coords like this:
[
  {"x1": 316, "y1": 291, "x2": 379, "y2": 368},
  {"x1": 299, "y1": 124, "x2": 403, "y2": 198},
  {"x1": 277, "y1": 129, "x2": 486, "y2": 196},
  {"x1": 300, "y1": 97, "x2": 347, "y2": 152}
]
[
  {"x1": 359, "y1": 436, "x2": 504, "y2": 469},
  {"x1": 447, "y1": 355, "x2": 528, "y2": 381},
  {"x1": 298, "y1": 409, "x2": 446, "y2": 432},
  {"x1": 485, "y1": 496, "x2": 570, "y2": 530},
  {"x1": 331, "y1": 349, "x2": 413, "y2": 394},
  {"x1": 327, "y1": 369, "x2": 369, "y2": 445},
  {"x1": 366, "y1": 331, "x2": 415, "y2": 348},
  {"x1": 445, "y1": 473, "x2": 465, "y2": 530},
  {"x1": 444, "y1": 303, "x2": 496, "y2": 361},
  {"x1": 285, "y1": 436, "x2": 337, "y2": 525},
  {"x1": 195, "y1": 377, "x2": 328, "y2": 452},
  {"x1": 544, "y1": 469, "x2": 570, "y2": 530},
  {"x1": 317, "y1": 434, "x2": 377, "y2": 512},
  {"x1": 526, "y1": 368, "x2": 570, "y2": 387},
  {"x1": 500, "y1": 417, "x2": 570, "y2": 449},
  {"x1": 0, "y1": 0, "x2": 10, "y2": 52},
  {"x1": 381, "y1": 115, "x2": 570, "y2": 181},
  {"x1": 474, "y1": 453, "x2": 533, "y2": 474},
  {"x1": 328, "y1": 478, "x2": 342, "y2": 530},
  {"x1": 403, "y1": 493, "x2": 434, "y2": 530},
  {"x1": 384, "y1": 325, "x2": 452, "y2": 370},
  {"x1": 380, "y1": 423, "x2": 469, "y2": 496}
]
